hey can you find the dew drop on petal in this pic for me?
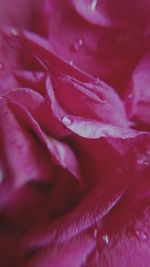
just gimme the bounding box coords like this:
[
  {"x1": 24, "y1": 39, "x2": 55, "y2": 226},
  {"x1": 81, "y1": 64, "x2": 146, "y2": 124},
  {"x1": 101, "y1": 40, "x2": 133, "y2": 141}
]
[
  {"x1": 70, "y1": 61, "x2": 74, "y2": 66},
  {"x1": 137, "y1": 158, "x2": 150, "y2": 166},
  {"x1": 10, "y1": 28, "x2": 19, "y2": 36},
  {"x1": 91, "y1": 0, "x2": 98, "y2": 11},
  {"x1": 73, "y1": 38, "x2": 84, "y2": 51},
  {"x1": 128, "y1": 94, "x2": 133, "y2": 99},
  {"x1": 143, "y1": 160, "x2": 150, "y2": 166},
  {"x1": 62, "y1": 116, "x2": 72, "y2": 126},
  {"x1": 136, "y1": 230, "x2": 148, "y2": 241},
  {"x1": 103, "y1": 234, "x2": 109, "y2": 244}
]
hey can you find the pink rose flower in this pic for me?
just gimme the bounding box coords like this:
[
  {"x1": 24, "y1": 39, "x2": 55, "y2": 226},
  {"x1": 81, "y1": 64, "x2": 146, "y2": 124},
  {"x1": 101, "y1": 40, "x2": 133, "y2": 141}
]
[{"x1": 0, "y1": 1, "x2": 150, "y2": 266}]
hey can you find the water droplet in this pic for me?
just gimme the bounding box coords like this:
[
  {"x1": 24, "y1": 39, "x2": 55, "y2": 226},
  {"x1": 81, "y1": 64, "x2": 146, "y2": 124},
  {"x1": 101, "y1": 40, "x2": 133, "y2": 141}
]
[
  {"x1": 93, "y1": 228, "x2": 98, "y2": 238},
  {"x1": 136, "y1": 230, "x2": 147, "y2": 241},
  {"x1": 128, "y1": 94, "x2": 133, "y2": 99},
  {"x1": 62, "y1": 116, "x2": 72, "y2": 126},
  {"x1": 73, "y1": 38, "x2": 84, "y2": 51},
  {"x1": 91, "y1": 0, "x2": 97, "y2": 11},
  {"x1": 10, "y1": 28, "x2": 19, "y2": 36},
  {"x1": 70, "y1": 61, "x2": 73, "y2": 66},
  {"x1": 137, "y1": 158, "x2": 150, "y2": 166},
  {"x1": 103, "y1": 234, "x2": 109, "y2": 244},
  {"x1": 143, "y1": 160, "x2": 150, "y2": 166}
]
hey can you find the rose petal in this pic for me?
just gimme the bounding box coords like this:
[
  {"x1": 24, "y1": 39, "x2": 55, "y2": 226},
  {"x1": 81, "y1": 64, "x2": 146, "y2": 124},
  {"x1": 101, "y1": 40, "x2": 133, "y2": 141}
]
[
  {"x1": 7, "y1": 92, "x2": 80, "y2": 180},
  {"x1": 46, "y1": 76, "x2": 137, "y2": 139},
  {"x1": 40, "y1": 0, "x2": 142, "y2": 91},
  {"x1": 125, "y1": 53, "x2": 150, "y2": 126},
  {"x1": 0, "y1": 99, "x2": 53, "y2": 188},
  {"x1": 0, "y1": 0, "x2": 41, "y2": 29},
  {"x1": 53, "y1": 75, "x2": 129, "y2": 127}
]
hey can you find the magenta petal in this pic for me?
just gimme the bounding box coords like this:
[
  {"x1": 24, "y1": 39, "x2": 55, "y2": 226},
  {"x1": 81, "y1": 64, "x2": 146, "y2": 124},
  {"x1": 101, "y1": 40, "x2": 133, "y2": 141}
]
[
  {"x1": 23, "y1": 235, "x2": 95, "y2": 267},
  {"x1": 72, "y1": 0, "x2": 114, "y2": 27},
  {"x1": 7, "y1": 87, "x2": 70, "y2": 137},
  {"x1": 43, "y1": 135, "x2": 81, "y2": 180},
  {"x1": 7, "y1": 93, "x2": 80, "y2": 181},
  {"x1": 22, "y1": 171, "x2": 125, "y2": 252},
  {"x1": 22, "y1": 133, "x2": 150, "y2": 266},
  {"x1": 61, "y1": 116, "x2": 138, "y2": 139},
  {"x1": 72, "y1": 0, "x2": 150, "y2": 30},
  {"x1": 125, "y1": 53, "x2": 150, "y2": 125},
  {"x1": 40, "y1": 0, "x2": 142, "y2": 91},
  {"x1": 0, "y1": 0, "x2": 41, "y2": 29},
  {"x1": 46, "y1": 76, "x2": 136, "y2": 139},
  {"x1": 0, "y1": 2, "x2": 150, "y2": 267},
  {"x1": 14, "y1": 70, "x2": 46, "y2": 95},
  {"x1": 0, "y1": 99, "x2": 53, "y2": 188},
  {"x1": 53, "y1": 75, "x2": 129, "y2": 127},
  {"x1": 8, "y1": 29, "x2": 92, "y2": 82}
]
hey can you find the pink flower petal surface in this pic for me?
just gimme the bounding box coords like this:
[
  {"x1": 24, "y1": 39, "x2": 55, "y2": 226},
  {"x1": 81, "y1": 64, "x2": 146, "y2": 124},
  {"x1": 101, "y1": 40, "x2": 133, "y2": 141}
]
[{"x1": 0, "y1": 1, "x2": 150, "y2": 267}]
